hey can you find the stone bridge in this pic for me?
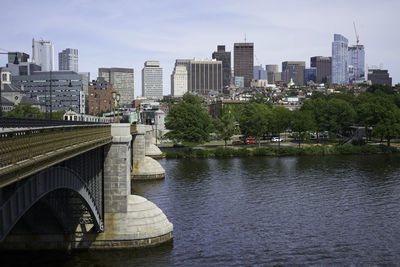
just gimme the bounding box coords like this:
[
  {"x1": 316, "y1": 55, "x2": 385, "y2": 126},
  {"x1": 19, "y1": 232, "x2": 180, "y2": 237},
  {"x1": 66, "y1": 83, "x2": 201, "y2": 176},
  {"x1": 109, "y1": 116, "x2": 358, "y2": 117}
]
[{"x1": 0, "y1": 122, "x2": 172, "y2": 250}]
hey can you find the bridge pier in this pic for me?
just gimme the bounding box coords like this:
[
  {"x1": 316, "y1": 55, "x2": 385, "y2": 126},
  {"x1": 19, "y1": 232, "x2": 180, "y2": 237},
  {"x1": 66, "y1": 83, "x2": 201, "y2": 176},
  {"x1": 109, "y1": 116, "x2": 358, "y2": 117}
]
[
  {"x1": 144, "y1": 125, "x2": 163, "y2": 159},
  {"x1": 131, "y1": 125, "x2": 165, "y2": 180},
  {"x1": 86, "y1": 123, "x2": 172, "y2": 249}
]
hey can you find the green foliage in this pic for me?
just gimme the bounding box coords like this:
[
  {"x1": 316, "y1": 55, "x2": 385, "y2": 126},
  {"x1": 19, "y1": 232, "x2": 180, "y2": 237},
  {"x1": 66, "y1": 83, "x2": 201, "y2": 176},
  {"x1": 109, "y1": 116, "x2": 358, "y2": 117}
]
[
  {"x1": 5, "y1": 103, "x2": 43, "y2": 118},
  {"x1": 214, "y1": 147, "x2": 236, "y2": 157},
  {"x1": 165, "y1": 93, "x2": 212, "y2": 146},
  {"x1": 367, "y1": 84, "x2": 394, "y2": 94},
  {"x1": 290, "y1": 110, "x2": 315, "y2": 147},
  {"x1": 239, "y1": 103, "x2": 272, "y2": 143},
  {"x1": 271, "y1": 106, "x2": 291, "y2": 135},
  {"x1": 214, "y1": 112, "x2": 235, "y2": 146}
]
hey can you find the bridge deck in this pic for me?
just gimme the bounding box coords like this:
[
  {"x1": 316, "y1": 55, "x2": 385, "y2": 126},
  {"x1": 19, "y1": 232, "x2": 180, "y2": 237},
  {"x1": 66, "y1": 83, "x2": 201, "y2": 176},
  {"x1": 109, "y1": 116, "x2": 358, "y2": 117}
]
[{"x1": 0, "y1": 125, "x2": 113, "y2": 188}]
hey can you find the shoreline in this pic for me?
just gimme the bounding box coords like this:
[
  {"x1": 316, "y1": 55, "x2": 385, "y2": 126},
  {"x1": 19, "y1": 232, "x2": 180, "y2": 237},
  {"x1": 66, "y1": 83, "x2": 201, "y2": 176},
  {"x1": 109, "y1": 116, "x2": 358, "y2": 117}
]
[{"x1": 162, "y1": 144, "x2": 399, "y2": 159}]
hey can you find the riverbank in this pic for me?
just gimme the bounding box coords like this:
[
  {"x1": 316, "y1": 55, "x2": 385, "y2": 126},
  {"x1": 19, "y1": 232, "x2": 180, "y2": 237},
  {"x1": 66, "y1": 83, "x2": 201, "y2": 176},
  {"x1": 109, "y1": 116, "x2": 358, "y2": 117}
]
[{"x1": 164, "y1": 144, "x2": 399, "y2": 158}]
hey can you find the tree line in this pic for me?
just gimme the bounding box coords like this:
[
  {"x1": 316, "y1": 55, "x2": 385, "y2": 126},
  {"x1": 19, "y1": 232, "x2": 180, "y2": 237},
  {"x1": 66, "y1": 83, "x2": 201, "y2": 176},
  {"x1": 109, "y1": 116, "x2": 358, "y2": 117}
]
[{"x1": 165, "y1": 85, "x2": 400, "y2": 147}]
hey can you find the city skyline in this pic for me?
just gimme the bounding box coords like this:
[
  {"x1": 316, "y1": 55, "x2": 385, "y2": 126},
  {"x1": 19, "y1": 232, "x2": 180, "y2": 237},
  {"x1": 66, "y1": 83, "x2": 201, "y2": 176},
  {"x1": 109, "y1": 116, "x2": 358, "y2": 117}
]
[{"x1": 1, "y1": 0, "x2": 399, "y2": 97}]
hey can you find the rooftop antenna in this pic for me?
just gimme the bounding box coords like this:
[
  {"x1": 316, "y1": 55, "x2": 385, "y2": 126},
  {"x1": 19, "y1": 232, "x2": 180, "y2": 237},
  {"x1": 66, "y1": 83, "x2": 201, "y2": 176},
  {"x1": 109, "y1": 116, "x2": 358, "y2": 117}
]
[
  {"x1": 353, "y1": 21, "x2": 360, "y2": 80},
  {"x1": 245, "y1": 33, "x2": 247, "y2": 43}
]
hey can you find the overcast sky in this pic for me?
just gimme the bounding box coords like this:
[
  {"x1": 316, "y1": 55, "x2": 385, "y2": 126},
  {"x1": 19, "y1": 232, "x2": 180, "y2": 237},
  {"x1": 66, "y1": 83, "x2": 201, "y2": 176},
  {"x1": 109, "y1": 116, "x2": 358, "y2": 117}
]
[{"x1": 1, "y1": 0, "x2": 399, "y2": 96}]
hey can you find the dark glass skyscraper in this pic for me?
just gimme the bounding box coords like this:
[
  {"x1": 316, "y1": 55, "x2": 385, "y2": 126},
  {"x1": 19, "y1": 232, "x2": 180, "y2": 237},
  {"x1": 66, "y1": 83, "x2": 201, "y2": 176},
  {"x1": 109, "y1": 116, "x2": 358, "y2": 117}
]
[
  {"x1": 311, "y1": 56, "x2": 332, "y2": 84},
  {"x1": 282, "y1": 61, "x2": 305, "y2": 85},
  {"x1": 234, "y1": 43, "x2": 254, "y2": 88},
  {"x1": 212, "y1": 45, "x2": 231, "y2": 88}
]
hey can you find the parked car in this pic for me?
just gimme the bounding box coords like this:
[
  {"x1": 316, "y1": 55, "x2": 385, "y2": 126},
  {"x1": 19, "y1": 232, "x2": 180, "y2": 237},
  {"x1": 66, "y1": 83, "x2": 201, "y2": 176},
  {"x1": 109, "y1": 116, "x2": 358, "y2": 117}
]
[
  {"x1": 271, "y1": 137, "x2": 283, "y2": 142},
  {"x1": 244, "y1": 138, "x2": 257, "y2": 144}
]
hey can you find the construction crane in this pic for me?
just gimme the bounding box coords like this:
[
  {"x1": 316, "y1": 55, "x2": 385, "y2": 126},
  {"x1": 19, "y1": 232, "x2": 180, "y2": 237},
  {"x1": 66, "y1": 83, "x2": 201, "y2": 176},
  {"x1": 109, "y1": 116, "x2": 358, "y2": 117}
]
[{"x1": 353, "y1": 22, "x2": 360, "y2": 80}]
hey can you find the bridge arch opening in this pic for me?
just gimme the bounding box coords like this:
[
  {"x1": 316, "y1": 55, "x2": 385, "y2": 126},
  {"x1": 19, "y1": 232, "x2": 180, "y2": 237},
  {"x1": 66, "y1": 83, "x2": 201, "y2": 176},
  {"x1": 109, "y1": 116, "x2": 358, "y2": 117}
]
[{"x1": 0, "y1": 166, "x2": 104, "y2": 245}]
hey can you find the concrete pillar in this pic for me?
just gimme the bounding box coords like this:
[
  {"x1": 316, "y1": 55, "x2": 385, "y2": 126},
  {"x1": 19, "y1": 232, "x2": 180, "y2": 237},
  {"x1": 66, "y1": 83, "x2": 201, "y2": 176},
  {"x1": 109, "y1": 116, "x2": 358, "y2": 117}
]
[
  {"x1": 145, "y1": 128, "x2": 163, "y2": 158},
  {"x1": 103, "y1": 123, "x2": 132, "y2": 213},
  {"x1": 83, "y1": 123, "x2": 172, "y2": 248},
  {"x1": 131, "y1": 125, "x2": 165, "y2": 180}
]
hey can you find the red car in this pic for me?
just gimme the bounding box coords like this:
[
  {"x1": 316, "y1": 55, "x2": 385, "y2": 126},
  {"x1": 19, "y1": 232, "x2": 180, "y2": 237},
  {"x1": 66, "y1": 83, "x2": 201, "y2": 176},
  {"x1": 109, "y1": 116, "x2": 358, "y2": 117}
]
[{"x1": 244, "y1": 138, "x2": 257, "y2": 144}]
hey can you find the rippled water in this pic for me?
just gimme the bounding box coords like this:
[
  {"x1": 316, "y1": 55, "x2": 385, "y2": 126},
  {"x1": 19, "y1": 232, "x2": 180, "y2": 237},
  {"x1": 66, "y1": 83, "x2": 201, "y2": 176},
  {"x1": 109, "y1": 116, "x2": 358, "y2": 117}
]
[{"x1": 5, "y1": 155, "x2": 400, "y2": 266}]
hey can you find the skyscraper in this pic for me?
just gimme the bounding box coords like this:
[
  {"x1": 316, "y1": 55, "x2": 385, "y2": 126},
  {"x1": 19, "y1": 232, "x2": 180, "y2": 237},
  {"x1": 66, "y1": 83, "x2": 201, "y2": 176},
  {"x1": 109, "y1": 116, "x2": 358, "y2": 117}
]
[
  {"x1": 332, "y1": 34, "x2": 349, "y2": 85},
  {"x1": 171, "y1": 65, "x2": 188, "y2": 96},
  {"x1": 348, "y1": 45, "x2": 365, "y2": 83},
  {"x1": 189, "y1": 59, "x2": 223, "y2": 95},
  {"x1": 234, "y1": 42, "x2": 254, "y2": 88},
  {"x1": 304, "y1": 68, "x2": 317, "y2": 84},
  {"x1": 282, "y1": 61, "x2": 305, "y2": 85},
  {"x1": 212, "y1": 45, "x2": 231, "y2": 88},
  {"x1": 266, "y1": 64, "x2": 280, "y2": 84},
  {"x1": 59, "y1": 48, "x2": 78, "y2": 72},
  {"x1": 142, "y1": 61, "x2": 163, "y2": 99},
  {"x1": 32, "y1": 38, "x2": 54, "y2": 71},
  {"x1": 254, "y1": 65, "x2": 267, "y2": 80},
  {"x1": 98, "y1": 67, "x2": 134, "y2": 105},
  {"x1": 310, "y1": 56, "x2": 332, "y2": 84}
]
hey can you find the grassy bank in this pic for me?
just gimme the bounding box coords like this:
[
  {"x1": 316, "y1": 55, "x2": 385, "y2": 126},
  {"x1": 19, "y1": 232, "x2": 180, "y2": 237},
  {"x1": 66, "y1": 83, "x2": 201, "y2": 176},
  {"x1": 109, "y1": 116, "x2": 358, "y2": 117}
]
[{"x1": 164, "y1": 144, "x2": 399, "y2": 159}]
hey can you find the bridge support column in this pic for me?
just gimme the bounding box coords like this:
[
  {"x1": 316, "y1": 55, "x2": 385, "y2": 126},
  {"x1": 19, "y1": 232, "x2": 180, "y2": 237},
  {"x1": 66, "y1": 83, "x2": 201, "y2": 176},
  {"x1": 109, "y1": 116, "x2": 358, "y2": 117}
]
[
  {"x1": 131, "y1": 125, "x2": 165, "y2": 180},
  {"x1": 144, "y1": 125, "x2": 163, "y2": 158},
  {"x1": 86, "y1": 123, "x2": 172, "y2": 249}
]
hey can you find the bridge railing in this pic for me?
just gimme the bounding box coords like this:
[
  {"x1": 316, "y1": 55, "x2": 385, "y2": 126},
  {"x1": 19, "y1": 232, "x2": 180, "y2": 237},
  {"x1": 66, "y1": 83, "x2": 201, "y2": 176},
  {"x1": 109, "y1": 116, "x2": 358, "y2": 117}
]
[
  {"x1": 0, "y1": 117, "x2": 108, "y2": 128},
  {"x1": 0, "y1": 125, "x2": 112, "y2": 188}
]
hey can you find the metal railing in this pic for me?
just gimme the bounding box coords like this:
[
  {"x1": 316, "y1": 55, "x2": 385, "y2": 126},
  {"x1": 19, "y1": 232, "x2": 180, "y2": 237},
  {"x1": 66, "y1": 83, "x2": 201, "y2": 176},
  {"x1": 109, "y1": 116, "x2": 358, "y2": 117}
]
[
  {"x1": 0, "y1": 117, "x2": 107, "y2": 128},
  {"x1": 0, "y1": 125, "x2": 112, "y2": 187}
]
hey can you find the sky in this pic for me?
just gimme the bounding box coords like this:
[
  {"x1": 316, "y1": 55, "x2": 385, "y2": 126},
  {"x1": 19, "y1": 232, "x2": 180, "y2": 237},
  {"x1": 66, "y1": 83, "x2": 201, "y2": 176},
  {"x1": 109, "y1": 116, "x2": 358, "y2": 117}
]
[{"x1": 1, "y1": 0, "x2": 399, "y2": 96}]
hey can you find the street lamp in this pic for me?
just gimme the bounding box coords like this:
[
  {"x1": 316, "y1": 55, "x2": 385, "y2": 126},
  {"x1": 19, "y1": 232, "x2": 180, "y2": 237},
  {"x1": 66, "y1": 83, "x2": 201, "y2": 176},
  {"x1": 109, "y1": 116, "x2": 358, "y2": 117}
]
[
  {"x1": 49, "y1": 70, "x2": 52, "y2": 120},
  {"x1": 112, "y1": 90, "x2": 116, "y2": 123},
  {"x1": 116, "y1": 92, "x2": 121, "y2": 123},
  {"x1": 0, "y1": 52, "x2": 19, "y2": 118}
]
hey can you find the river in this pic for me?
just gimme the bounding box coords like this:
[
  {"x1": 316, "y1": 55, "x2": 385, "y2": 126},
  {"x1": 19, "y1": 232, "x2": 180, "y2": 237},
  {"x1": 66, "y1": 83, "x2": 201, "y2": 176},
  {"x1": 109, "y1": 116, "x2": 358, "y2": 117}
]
[{"x1": 5, "y1": 155, "x2": 400, "y2": 266}]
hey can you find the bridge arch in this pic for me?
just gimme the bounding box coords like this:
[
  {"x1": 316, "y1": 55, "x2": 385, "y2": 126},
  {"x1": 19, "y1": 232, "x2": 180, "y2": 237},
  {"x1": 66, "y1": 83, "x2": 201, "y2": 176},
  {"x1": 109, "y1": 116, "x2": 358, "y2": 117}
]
[{"x1": 0, "y1": 166, "x2": 103, "y2": 242}]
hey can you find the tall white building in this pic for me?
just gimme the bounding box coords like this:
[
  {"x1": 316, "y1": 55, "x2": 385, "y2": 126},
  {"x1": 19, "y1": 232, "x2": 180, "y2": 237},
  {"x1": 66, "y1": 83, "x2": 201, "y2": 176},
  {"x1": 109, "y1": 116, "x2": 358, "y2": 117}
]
[
  {"x1": 32, "y1": 38, "x2": 54, "y2": 71},
  {"x1": 142, "y1": 61, "x2": 163, "y2": 99},
  {"x1": 59, "y1": 48, "x2": 78, "y2": 72},
  {"x1": 331, "y1": 34, "x2": 349, "y2": 85},
  {"x1": 171, "y1": 65, "x2": 188, "y2": 96}
]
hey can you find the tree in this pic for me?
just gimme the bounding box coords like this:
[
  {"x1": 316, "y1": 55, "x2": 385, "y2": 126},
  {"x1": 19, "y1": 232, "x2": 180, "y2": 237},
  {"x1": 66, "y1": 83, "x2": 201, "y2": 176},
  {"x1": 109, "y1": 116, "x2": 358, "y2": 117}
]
[
  {"x1": 5, "y1": 103, "x2": 43, "y2": 118},
  {"x1": 214, "y1": 111, "x2": 235, "y2": 146},
  {"x1": 165, "y1": 93, "x2": 212, "y2": 146},
  {"x1": 271, "y1": 106, "x2": 291, "y2": 146},
  {"x1": 325, "y1": 98, "x2": 356, "y2": 139},
  {"x1": 358, "y1": 95, "x2": 400, "y2": 146},
  {"x1": 291, "y1": 110, "x2": 315, "y2": 147},
  {"x1": 239, "y1": 103, "x2": 272, "y2": 145}
]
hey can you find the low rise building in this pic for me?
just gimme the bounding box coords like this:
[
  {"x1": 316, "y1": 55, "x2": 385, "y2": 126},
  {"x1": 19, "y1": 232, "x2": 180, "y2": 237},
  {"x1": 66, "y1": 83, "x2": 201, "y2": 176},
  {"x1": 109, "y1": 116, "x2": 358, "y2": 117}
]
[{"x1": 88, "y1": 77, "x2": 114, "y2": 115}]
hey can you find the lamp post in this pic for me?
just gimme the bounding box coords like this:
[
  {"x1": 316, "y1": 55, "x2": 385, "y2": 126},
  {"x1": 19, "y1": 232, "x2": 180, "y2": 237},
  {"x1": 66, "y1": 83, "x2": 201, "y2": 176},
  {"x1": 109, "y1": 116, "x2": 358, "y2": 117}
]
[
  {"x1": 116, "y1": 92, "x2": 120, "y2": 123},
  {"x1": 112, "y1": 90, "x2": 116, "y2": 123},
  {"x1": 49, "y1": 70, "x2": 52, "y2": 120},
  {"x1": 0, "y1": 52, "x2": 19, "y2": 118}
]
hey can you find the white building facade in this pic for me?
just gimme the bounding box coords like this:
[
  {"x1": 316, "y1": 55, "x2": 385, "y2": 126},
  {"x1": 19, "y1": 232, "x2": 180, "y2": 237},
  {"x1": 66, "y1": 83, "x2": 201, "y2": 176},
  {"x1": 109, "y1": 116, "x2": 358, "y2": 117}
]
[
  {"x1": 32, "y1": 38, "x2": 54, "y2": 71},
  {"x1": 171, "y1": 65, "x2": 188, "y2": 96},
  {"x1": 142, "y1": 61, "x2": 163, "y2": 99}
]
